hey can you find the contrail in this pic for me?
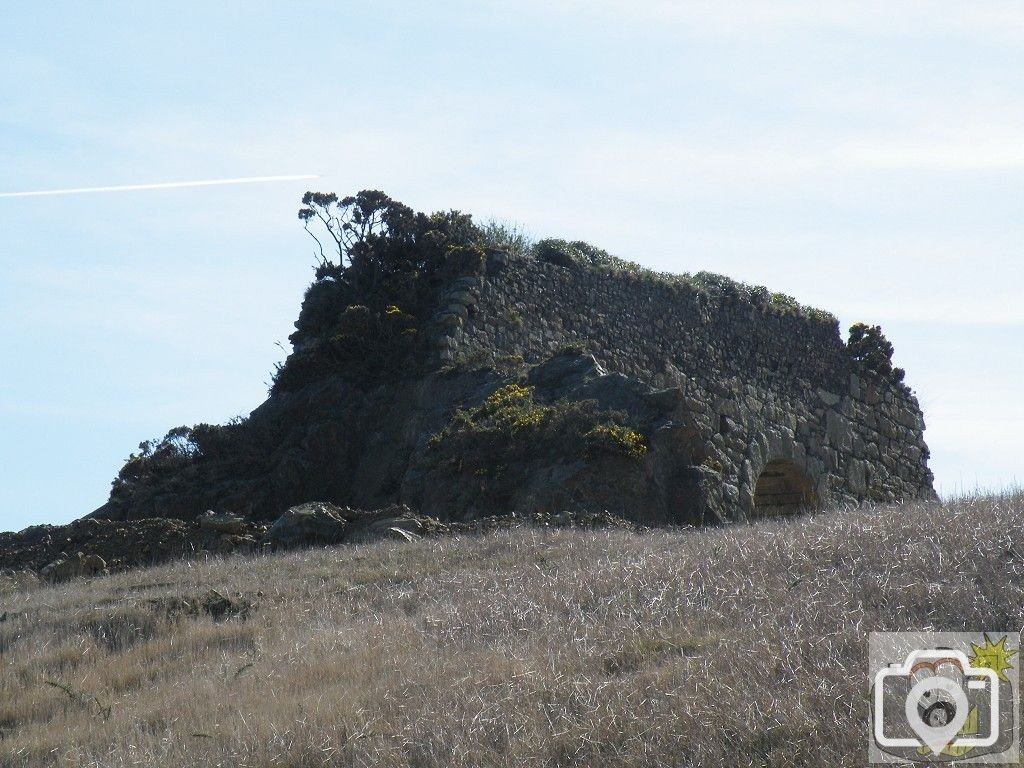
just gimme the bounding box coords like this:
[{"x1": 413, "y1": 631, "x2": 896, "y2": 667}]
[{"x1": 0, "y1": 174, "x2": 320, "y2": 199}]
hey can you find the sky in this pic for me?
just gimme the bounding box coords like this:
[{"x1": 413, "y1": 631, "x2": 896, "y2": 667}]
[{"x1": 1, "y1": 1, "x2": 1021, "y2": 532}]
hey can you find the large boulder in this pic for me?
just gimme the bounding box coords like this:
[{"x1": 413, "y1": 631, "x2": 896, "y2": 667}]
[
  {"x1": 344, "y1": 505, "x2": 442, "y2": 544},
  {"x1": 262, "y1": 502, "x2": 349, "y2": 549},
  {"x1": 40, "y1": 552, "x2": 107, "y2": 582}
]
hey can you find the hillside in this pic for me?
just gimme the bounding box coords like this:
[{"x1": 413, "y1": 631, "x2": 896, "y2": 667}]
[{"x1": 3, "y1": 491, "x2": 1021, "y2": 767}]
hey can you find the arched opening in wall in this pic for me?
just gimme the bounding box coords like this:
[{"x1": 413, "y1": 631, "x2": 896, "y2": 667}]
[{"x1": 753, "y1": 459, "x2": 819, "y2": 518}]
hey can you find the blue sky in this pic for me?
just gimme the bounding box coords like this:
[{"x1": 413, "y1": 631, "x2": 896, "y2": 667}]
[{"x1": 1, "y1": 1, "x2": 1021, "y2": 531}]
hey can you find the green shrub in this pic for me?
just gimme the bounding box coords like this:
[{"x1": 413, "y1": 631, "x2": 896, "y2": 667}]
[
  {"x1": 848, "y1": 323, "x2": 907, "y2": 389},
  {"x1": 533, "y1": 238, "x2": 619, "y2": 269},
  {"x1": 479, "y1": 220, "x2": 533, "y2": 259},
  {"x1": 276, "y1": 190, "x2": 489, "y2": 393},
  {"x1": 428, "y1": 385, "x2": 646, "y2": 473},
  {"x1": 110, "y1": 419, "x2": 249, "y2": 504},
  {"x1": 282, "y1": 190, "x2": 840, "y2": 395},
  {"x1": 273, "y1": 303, "x2": 420, "y2": 392}
]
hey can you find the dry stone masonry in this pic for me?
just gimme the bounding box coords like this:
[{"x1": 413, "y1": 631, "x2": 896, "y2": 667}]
[{"x1": 431, "y1": 251, "x2": 935, "y2": 519}]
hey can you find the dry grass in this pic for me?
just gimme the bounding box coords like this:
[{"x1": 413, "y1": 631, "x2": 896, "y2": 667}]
[{"x1": 2, "y1": 491, "x2": 1023, "y2": 767}]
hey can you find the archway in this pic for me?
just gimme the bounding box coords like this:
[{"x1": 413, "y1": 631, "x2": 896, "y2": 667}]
[{"x1": 753, "y1": 459, "x2": 819, "y2": 518}]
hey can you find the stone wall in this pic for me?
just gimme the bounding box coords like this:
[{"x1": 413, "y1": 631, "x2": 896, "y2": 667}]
[{"x1": 430, "y1": 253, "x2": 935, "y2": 517}]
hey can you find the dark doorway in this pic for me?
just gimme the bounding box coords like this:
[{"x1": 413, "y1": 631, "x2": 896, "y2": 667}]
[{"x1": 753, "y1": 459, "x2": 819, "y2": 517}]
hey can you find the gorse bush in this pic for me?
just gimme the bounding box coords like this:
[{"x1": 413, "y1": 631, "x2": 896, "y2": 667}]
[
  {"x1": 478, "y1": 383, "x2": 546, "y2": 430},
  {"x1": 432, "y1": 384, "x2": 556, "y2": 451},
  {"x1": 585, "y1": 424, "x2": 648, "y2": 460},
  {"x1": 428, "y1": 384, "x2": 647, "y2": 473}
]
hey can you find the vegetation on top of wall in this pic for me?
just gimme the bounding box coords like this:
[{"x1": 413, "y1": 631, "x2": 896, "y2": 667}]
[
  {"x1": 296, "y1": 190, "x2": 482, "y2": 292},
  {"x1": 477, "y1": 220, "x2": 533, "y2": 260},
  {"x1": 481, "y1": 227, "x2": 838, "y2": 326},
  {"x1": 534, "y1": 238, "x2": 619, "y2": 269},
  {"x1": 278, "y1": 195, "x2": 845, "y2": 396},
  {"x1": 847, "y1": 323, "x2": 909, "y2": 392}
]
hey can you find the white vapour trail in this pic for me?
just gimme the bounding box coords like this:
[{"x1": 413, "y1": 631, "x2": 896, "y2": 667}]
[{"x1": 0, "y1": 174, "x2": 320, "y2": 198}]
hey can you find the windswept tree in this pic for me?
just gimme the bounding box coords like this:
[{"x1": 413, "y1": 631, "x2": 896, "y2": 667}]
[
  {"x1": 278, "y1": 190, "x2": 485, "y2": 392},
  {"x1": 297, "y1": 189, "x2": 481, "y2": 296},
  {"x1": 848, "y1": 323, "x2": 906, "y2": 385},
  {"x1": 298, "y1": 190, "x2": 416, "y2": 283}
]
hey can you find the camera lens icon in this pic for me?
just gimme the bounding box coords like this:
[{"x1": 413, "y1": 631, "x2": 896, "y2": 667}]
[
  {"x1": 873, "y1": 648, "x2": 1000, "y2": 756},
  {"x1": 905, "y1": 673, "x2": 972, "y2": 753},
  {"x1": 916, "y1": 681, "x2": 958, "y2": 728}
]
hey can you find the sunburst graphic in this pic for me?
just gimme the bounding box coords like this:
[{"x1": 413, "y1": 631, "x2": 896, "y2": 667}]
[{"x1": 970, "y1": 633, "x2": 1018, "y2": 682}]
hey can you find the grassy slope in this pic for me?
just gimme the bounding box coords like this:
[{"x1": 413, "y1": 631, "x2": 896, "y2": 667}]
[{"x1": 1, "y1": 491, "x2": 1022, "y2": 767}]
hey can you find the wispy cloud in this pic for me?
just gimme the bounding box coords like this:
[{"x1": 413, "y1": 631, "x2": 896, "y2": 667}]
[
  {"x1": 836, "y1": 138, "x2": 1024, "y2": 171},
  {"x1": 0, "y1": 174, "x2": 319, "y2": 199},
  {"x1": 524, "y1": 0, "x2": 1024, "y2": 37}
]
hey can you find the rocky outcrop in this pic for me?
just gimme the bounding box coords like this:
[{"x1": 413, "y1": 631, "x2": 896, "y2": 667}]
[
  {"x1": 97, "y1": 339, "x2": 737, "y2": 525},
  {"x1": 412, "y1": 353, "x2": 718, "y2": 524},
  {"x1": 80, "y1": 337, "x2": 932, "y2": 533},
  {"x1": 262, "y1": 502, "x2": 466, "y2": 549}
]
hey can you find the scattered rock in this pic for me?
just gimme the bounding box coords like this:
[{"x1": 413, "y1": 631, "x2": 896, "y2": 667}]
[
  {"x1": 198, "y1": 511, "x2": 248, "y2": 535},
  {"x1": 199, "y1": 589, "x2": 247, "y2": 620},
  {"x1": 0, "y1": 516, "x2": 265, "y2": 578},
  {"x1": 5, "y1": 501, "x2": 643, "y2": 582}
]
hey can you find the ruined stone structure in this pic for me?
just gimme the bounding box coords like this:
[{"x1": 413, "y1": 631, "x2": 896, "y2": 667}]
[
  {"x1": 430, "y1": 251, "x2": 936, "y2": 519},
  {"x1": 74, "y1": 237, "x2": 937, "y2": 531}
]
